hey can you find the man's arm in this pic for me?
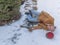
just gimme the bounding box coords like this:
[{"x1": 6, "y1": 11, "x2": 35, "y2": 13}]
[{"x1": 31, "y1": 23, "x2": 48, "y2": 30}]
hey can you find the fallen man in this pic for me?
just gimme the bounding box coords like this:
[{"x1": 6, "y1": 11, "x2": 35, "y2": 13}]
[{"x1": 21, "y1": 10, "x2": 56, "y2": 32}]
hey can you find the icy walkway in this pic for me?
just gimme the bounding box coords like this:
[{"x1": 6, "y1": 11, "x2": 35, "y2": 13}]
[{"x1": 0, "y1": 0, "x2": 60, "y2": 45}]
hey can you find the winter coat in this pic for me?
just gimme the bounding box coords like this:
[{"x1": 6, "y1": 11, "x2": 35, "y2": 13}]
[{"x1": 32, "y1": 11, "x2": 54, "y2": 30}]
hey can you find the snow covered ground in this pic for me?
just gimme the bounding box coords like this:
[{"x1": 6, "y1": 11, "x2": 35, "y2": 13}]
[{"x1": 0, "y1": 0, "x2": 60, "y2": 45}]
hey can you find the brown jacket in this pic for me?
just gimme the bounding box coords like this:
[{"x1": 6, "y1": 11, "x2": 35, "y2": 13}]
[{"x1": 32, "y1": 11, "x2": 54, "y2": 30}]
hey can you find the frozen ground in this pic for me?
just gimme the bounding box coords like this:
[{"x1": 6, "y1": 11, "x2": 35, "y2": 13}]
[{"x1": 0, "y1": 0, "x2": 60, "y2": 45}]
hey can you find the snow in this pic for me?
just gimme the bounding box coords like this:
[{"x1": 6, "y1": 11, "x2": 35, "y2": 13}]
[{"x1": 0, "y1": 0, "x2": 60, "y2": 45}]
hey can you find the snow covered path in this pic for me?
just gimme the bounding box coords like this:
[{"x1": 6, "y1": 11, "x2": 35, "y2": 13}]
[{"x1": 0, "y1": 0, "x2": 60, "y2": 45}]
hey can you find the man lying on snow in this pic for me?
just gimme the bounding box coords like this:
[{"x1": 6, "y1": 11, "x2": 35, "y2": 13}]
[{"x1": 21, "y1": 10, "x2": 56, "y2": 32}]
